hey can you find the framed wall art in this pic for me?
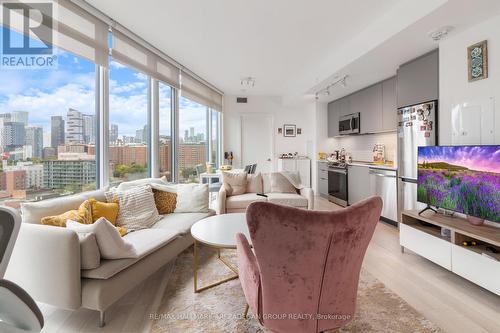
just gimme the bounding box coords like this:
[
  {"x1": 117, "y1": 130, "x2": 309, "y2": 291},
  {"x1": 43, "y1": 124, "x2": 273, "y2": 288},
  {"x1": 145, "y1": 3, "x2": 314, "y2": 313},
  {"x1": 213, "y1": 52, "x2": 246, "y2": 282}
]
[
  {"x1": 468, "y1": 40, "x2": 488, "y2": 82},
  {"x1": 283, "y1": 124, "x2": 296, "y2": 137}
]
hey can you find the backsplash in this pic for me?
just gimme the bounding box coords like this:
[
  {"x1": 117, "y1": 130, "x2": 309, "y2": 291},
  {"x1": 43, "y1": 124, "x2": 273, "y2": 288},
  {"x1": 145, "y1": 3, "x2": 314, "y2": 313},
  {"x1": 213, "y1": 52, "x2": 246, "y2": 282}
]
[{"x1": 331, "y1": 132, "x2": 397, "y2": 164}]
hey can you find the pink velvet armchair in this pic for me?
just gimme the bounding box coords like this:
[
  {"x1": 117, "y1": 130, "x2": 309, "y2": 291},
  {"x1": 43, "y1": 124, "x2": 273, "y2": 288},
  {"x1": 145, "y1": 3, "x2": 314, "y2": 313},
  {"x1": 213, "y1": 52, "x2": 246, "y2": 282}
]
[{"x1": 236, "y1": 196, "x2": 382, "y2": 333}]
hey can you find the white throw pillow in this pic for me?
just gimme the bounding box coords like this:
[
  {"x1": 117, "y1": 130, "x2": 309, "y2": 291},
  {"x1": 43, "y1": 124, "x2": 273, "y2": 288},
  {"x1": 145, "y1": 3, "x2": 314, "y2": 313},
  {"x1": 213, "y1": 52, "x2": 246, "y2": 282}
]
[
  {"x1": 246, "y1": 173, "x2": 263, "y2": 193},
  {"x1": 105, "y1": 185, "x2": 160, "y2": 231},
  {"x1": 67, "y1": 218, "x2": 138, "y2": 259},
  {"x1": 174, "y1": 184, "x2": 209, "y2": 213},
  {"x1": 77, "y1": 232, "x2": 101, "y2": 269},
  {"x1": 222, "y1": 172, "x2": 248, "y2": 196}
]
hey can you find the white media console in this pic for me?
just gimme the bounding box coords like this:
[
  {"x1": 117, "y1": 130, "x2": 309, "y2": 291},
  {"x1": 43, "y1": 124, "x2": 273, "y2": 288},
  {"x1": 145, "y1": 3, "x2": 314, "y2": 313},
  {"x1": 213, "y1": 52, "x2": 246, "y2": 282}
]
[{"x1": 400, "y1": 210, "x2": 500, "y2": 296}]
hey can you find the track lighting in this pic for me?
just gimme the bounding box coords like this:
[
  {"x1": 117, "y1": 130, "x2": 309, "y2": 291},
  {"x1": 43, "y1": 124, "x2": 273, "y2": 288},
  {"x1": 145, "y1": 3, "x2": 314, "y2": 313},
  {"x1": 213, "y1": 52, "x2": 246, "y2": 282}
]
[{"x1": 315, "y1": 75, "x2": 348, "y2": 97}]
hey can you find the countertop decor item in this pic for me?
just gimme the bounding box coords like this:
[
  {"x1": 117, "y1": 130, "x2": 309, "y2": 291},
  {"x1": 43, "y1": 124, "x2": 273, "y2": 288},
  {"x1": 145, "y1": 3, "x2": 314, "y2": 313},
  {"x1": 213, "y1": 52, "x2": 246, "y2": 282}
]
[{"x1": 468, "y1": 40, "x2": 488, "y2": 82}]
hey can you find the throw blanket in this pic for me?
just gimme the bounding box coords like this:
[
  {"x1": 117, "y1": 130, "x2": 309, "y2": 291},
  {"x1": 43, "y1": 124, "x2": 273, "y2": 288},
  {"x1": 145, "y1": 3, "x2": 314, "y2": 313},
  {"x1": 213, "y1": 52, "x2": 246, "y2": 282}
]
[{"x1": 280, "y1": 171, "x2": 304, "y2": 190}]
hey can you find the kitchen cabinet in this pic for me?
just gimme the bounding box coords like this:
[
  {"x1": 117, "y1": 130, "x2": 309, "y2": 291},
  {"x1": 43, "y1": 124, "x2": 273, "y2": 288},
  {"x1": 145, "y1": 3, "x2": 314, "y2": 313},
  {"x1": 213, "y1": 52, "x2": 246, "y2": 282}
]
[
  {"x1": 347, "y1": 165, "x2": 370, "y2": 205},
  {"x1": 397, "y1": 49, "x2": 438, "y2": 108},
  {"x1": 382, "y1": 77, "x2": 397, "y2": 131},
  {"x1": 358, "y1": 84, "x2": 383, "y2": 134},
  {"x1": 327, "y1": 100, "x2": 340, "y2": 137},
  {"x1": 369, "y1": 168, "x2": 397, "y2": 221},
  {"x1": 339, "y1": 95, "x2": 351, "y2": 117},
  {"x1": 317, "y1": 162, "x2": 329, "y2": 197},
  {"x1": 278, "y1": 158, "x2": 311, "y2": 188}
]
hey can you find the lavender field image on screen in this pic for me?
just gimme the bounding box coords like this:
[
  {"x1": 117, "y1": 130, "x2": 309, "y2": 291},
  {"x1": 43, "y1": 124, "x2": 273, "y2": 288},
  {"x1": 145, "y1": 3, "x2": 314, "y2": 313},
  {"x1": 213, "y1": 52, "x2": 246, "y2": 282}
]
[{"x1": 417, "y1": 146, "x2": 500, "y2": 222}]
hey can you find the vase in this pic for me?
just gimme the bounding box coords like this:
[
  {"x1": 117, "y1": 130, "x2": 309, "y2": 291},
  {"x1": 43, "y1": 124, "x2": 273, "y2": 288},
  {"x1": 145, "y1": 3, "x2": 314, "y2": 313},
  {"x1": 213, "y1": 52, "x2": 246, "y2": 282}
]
[{"x1": 467, "y1": 215, "x2": 485, "y2": 226}]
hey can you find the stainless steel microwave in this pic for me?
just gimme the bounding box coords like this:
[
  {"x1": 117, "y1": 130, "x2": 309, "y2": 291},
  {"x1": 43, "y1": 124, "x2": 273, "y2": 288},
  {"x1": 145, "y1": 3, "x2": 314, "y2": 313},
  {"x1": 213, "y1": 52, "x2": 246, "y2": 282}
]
[{"x1": 339, "y1": 112, "x2": 360, "y2": 135}]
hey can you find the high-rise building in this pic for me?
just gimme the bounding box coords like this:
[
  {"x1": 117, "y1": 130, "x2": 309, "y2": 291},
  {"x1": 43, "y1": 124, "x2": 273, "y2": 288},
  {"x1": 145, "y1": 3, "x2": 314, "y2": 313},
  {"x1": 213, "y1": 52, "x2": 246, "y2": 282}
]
[
  {"x1": 110, "y1": 124, "x2": 118, "y2": 144},
  {"x1": 135, "y1": 125, "x2": 148, "y2": 144},
  {"x1": 43, "y1": 159, "x2": 96, "y2": 190},
  {"x1": 51, "y1": 116, "x2": 65, "y2": 148},
  {"x1": 82, "y1": 114, "x2": 95, "y2": 144},
  {"x1": 11, "y1": 111, "x2": 28, "y2": 126},
  {"x1": 0, "y1": 113, "x2": 11, "y2": 120},
  {"x1": 67, "y1": 109, "x2": 84, "y2": 144},
  {"x1": 189, "y1": 127, "x2": 195, "y2": 139},
  {"x1": 184, "y1": 130, "x2": 188, "y2": 142},
  {"x1": 178, "y1": 142, "x2": 206, "y2": 170},
  {"x1": 2, "y1": 121, "x2": 25, "y2": 152},
  {"x1": 25, "y1": 126, "x2": 43, "y2": 159}
]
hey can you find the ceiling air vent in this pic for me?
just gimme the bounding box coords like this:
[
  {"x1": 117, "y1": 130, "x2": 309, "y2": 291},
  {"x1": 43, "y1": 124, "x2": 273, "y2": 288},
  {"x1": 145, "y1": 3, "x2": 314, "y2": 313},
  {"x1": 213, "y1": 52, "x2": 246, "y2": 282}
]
[{"x1": 236, "y1": 97, "x2": 248, "y2": 103}]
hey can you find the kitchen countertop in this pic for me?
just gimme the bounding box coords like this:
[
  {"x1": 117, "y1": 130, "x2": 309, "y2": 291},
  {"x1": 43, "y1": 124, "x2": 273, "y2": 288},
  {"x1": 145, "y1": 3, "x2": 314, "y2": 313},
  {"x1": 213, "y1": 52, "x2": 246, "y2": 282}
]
[
  {"x1": 317, "y1": 160, "x2": 397, "y2": 171},
  {"x1": 348, "y1": 161, "x2": 397, "y2": 171}
]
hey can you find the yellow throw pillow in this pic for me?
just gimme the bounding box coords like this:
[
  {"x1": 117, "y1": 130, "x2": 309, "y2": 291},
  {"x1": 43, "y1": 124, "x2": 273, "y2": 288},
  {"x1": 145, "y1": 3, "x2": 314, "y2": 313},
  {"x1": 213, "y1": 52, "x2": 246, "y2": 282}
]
[
  {"x1": 41, "y1": 200, "x2": 93, "y2": 227},
  {"x1": 89, "y1": 198, "x2": 119, "y2": 225},
  {"x1": 152, "y1": 188, "x2": 177, "y2": 214}
]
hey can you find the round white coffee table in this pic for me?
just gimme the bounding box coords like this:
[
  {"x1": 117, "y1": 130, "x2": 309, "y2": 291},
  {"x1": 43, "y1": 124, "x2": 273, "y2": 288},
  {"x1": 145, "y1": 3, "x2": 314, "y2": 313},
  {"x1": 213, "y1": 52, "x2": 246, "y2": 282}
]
[{"x1": 190, "y1": 213, "x2": 250, "y2": 293}]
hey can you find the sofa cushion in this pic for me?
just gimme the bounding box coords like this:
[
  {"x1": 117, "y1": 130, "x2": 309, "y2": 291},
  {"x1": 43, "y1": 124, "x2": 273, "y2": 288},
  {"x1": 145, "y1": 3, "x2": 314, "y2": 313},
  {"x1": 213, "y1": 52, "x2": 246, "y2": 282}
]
[
  {"x1": 174, "y1": 184, "x2": 209, "y2": 213},
  {"x1": 226, "y1": 193, "x2": 267, "y2": 210},
  {"x1": 222, "y1": 172, "x2": 247, "y2": 196},
  {"x1": 152, "y1": 211, "x2": 215, "y2": 235},
  {"x1": 41, "y1": 199, "x2": 93, "y2": 227},
  {"x1": 67, "y1": 218, "x2": 138, "y2": 259},
  {"x1": 89, "y1": 198, "x2": 119, "y2": 224},
  {"x1": 116, "y1": 177, "x2": 166, "y2": 191},
  {"x1": 78, "y1": 233, "x2": 101, "y2": 270},
  {"x1": 105, "y1": 185, "x2": 160, "y2": 231},
  {"x1": 266, "y1": 193, "x2": 308, "y2": 207},
  {"x1": 81, "y1": 228, "x2": 179, "y2": 279},
  {"x1": 262, "y1": 173, "x2": 271, "y2": 193},
  {"x1": 270, "y1": 173, "x2": 297, "y2": 193},
  {"x1": 21, "y1": 189, "x2": 107, "y2": 224},
  {"x1": 246, "y1": 173, "x2": 263, "y2": 193}
]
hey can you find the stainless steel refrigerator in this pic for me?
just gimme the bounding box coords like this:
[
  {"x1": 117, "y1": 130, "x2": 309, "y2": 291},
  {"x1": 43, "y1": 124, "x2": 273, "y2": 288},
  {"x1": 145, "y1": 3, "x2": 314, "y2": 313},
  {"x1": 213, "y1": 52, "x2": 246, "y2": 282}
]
[{"x1": 397, "y1": 101, "x2": 437, "y2": 222}]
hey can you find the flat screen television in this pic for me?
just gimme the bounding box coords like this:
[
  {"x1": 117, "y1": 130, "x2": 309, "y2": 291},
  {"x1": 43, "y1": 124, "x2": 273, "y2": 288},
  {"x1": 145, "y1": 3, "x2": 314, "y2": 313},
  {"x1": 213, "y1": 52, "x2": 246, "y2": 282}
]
[{"x1": 417, "y1": 145, "x2": 500, "y2": 223}]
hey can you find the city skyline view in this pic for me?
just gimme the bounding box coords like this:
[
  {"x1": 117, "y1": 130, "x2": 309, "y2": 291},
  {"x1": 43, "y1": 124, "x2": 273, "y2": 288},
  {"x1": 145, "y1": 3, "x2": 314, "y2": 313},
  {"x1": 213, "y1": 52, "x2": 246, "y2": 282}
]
[{"x1": 0, "y1": 25, "x2": 219, "y2": 207}]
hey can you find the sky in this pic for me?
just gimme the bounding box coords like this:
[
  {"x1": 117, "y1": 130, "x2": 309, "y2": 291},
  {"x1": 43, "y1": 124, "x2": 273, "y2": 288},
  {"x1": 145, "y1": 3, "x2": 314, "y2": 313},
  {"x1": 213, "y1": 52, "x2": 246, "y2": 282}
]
[
  {"x1": 0, "y1": 26, "x2": 209, "y2": 140},
  {"x1": 418, "y1": 146, "x2": 500, "y2": 173}
]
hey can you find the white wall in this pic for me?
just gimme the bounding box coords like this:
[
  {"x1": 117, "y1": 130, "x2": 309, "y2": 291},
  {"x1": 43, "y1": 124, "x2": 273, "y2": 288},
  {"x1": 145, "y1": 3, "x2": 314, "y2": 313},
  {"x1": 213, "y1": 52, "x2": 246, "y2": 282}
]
[
  {"x1": 439, "y1": 14, "x2": 500, "y2": 145},
  {"x1": 223, "y1": 95, "x2": 316, "y2": 170},
  {"x1": 329, "y1": 132, "x2": 398, "y2": 163}
]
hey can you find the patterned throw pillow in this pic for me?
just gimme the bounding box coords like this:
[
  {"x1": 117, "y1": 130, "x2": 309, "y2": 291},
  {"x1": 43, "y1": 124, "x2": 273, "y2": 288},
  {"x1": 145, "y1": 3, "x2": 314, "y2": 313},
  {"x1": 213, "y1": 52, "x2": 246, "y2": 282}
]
[
  {"x1": 105, "y1": 185, "x2": 160, "y2": 231},
  {"x1": 41, "y1": 200, "x2": 93, "y2": 227},
  {"x1": 152, "y1": 189, "x2": 177, "y2": 214}
]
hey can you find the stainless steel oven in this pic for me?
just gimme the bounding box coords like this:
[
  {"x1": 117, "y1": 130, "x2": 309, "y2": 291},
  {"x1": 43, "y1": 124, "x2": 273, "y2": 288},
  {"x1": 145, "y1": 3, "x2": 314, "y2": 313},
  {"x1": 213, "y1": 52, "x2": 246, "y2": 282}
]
[
  {"x1": 328, "y1": 167, "x2": 348, "y2": 207},
  {"x1": 339, "y1": 112, "x2": 360, "y2": 135}
]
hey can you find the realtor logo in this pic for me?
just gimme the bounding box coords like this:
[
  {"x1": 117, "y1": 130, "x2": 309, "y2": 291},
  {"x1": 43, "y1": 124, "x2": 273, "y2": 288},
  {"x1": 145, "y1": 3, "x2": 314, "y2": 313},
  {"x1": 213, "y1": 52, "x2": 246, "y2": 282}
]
[{"x1": 1, "y1": 0, "x2": 57, "y2": 69}]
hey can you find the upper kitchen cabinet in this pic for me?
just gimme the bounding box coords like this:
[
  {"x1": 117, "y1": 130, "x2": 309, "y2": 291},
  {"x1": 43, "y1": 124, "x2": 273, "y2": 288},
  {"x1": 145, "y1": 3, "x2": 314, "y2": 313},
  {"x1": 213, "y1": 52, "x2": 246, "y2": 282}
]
[
  {"x1": 397, "y1": 49, "x2": 439, "y2": 108},
  {"x1": 356, "y1": 84, "x2": 382, "y2": 134},
  {"x1": 327, "y1": 99, "x2": 340, "y2": 137},
  {"x1": 382, "y1": 77, "x2": 397, "y2": 131},
  {"x1": 338, "y1": 95, "x2": 351, "y2": 117}
]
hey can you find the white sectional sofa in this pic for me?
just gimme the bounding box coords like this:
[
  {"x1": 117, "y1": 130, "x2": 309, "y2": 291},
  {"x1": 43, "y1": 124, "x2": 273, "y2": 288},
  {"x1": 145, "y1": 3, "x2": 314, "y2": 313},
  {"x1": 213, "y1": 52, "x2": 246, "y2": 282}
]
[{"x1": 5, "y1": 178, "x2": 214, "y2": 326}]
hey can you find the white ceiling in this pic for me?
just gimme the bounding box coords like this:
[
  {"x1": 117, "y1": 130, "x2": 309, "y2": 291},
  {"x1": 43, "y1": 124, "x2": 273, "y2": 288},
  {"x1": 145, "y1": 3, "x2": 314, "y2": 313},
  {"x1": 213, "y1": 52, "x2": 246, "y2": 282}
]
[{"x1": 86, "y1": 0, "x2": 500, "y2": 97}]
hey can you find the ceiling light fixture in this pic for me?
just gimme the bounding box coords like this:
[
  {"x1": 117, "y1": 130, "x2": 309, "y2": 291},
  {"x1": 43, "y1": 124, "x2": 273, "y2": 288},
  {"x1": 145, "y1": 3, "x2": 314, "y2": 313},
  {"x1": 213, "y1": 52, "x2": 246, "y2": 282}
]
[
  {"x1": 428, "y1": 26, "x2": 454, "y2": 42},
  {"x1": 316, "y1": 74, "x2": 348, "y2": 97},
  {"x1": 240, "y1": 77, "x2": 256, "y2": 88}
]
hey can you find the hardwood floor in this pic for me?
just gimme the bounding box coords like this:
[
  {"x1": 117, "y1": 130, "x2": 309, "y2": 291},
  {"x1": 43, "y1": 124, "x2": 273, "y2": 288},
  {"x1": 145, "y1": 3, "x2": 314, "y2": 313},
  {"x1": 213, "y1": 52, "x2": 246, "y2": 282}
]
[{"x1": 38, "y1": 196, "x2": 500, "y2": 333}]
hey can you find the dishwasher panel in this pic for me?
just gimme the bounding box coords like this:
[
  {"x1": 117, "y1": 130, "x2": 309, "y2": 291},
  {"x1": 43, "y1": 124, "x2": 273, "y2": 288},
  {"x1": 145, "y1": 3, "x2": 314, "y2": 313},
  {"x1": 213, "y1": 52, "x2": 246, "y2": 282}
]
[{"x1": 369, "y1": 168, "x2": 398, "y2": 222}]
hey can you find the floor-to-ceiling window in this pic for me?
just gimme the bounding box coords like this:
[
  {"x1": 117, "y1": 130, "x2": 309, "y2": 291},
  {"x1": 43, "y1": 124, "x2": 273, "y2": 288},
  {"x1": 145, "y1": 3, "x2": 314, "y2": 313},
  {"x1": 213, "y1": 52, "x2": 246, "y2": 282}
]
[
  {"x1": 0, "y1": 26, "x2": 97, "y2": 209},
  {"x1": 178, "y1": 96, "x2": 208, "y2": 183},
  {"x1": 108, "y1": 61, "x2": 149, "y2": 185},
  {"x1": 210, "y1": 109, "x2": 221, "y2": 168},
  {"x1": 159, "y1": 82, "x2": 173, "y2": 181}
]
